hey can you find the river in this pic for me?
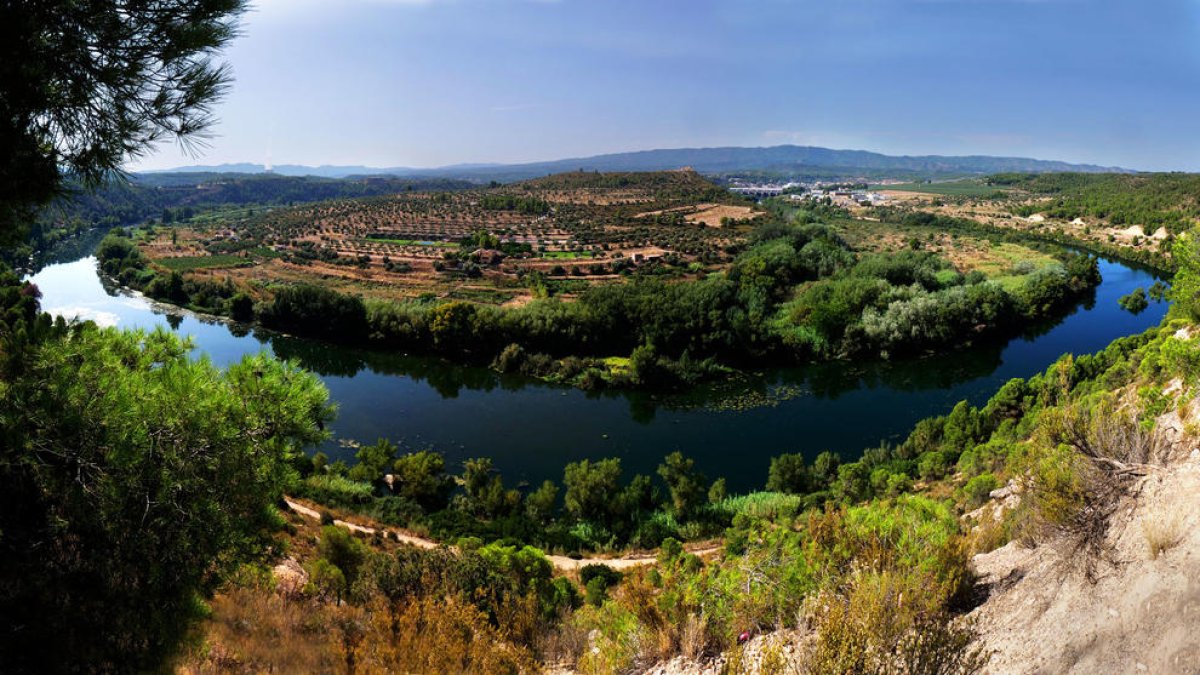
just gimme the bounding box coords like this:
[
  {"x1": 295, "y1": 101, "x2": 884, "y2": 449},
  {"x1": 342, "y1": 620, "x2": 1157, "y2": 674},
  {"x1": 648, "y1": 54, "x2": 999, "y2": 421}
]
[{"x1": 27, "y1": 249, "x2": 1167, "y2": 492}]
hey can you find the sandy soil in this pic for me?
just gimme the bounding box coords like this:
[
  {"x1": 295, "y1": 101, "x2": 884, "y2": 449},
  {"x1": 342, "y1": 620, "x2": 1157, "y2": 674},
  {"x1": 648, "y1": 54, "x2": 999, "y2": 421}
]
[
  {"x1": 969, "y1": 451, "x2": 1200, "y2": 674},
  {"x1": 634, "y1": 203, "x2": 757, "y2": 227}
]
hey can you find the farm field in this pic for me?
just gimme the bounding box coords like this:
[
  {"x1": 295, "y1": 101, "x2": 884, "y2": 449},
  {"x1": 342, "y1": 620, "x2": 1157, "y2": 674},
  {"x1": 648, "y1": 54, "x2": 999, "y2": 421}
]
[
  {"x1": 137, "y1": 169, "x2": 760, "y2": 304},
  {"x1": 868, "y1": 180, "x2": 1007, "y2": 197},
  {"x1": 834, "y1": 216, "x2": 1061, "y2": 286}
]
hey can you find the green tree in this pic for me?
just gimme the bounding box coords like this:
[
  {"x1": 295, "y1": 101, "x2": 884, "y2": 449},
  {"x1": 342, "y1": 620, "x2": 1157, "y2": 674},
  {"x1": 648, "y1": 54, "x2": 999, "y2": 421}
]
[
  {"x1": 0, "y1": 0, "x2": 248, "y2": 242},
  {"x1": 307, "y1": 557, "x2": 347, "y2": 602},
  {"x1": 563, "y1": 458, "x2": 623, "y2": 524},
  {"x1": 0, "y1": 325, "x2": 331, "y2": 670},
  {"x1": 428, "y1": 301, "x2": 477, "y2": 350},
  {"x1": 318, "y1": 525, "x2": 369, "y2": 591},
  {"x1": 392, "y1": 450, "x2": 454, "y2": 512},
  {"x1": 459, "y1": 457, "x2": 520, "y2": 519},
  {"x1": 657, "y1": 451, "x2": 706, "y2": 518},
  {"x1": 525, "y1": 480, "x2": 560, "y2": 524},
  {"x1": 767, "y1": 453, "x2": 810, "y2": 493},
  {"x1": 708, "y1": 477, "x2": 728, "y2": 504},
  {"x1": 349, "y1": 438, "x2": 397, "y2": 484},
  {"x1": 834, "y1": 462, "x2": 871, "y2": 502},
  {"x1": 811, "y1": 450, "x2": 842, "y2": 489}
]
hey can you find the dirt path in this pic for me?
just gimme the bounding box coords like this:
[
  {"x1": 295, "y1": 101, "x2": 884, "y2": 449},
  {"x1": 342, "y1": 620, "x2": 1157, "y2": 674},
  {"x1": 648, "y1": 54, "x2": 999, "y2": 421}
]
[{"x1": 283, "y1": 497, "x2": 721, "y2": 572}]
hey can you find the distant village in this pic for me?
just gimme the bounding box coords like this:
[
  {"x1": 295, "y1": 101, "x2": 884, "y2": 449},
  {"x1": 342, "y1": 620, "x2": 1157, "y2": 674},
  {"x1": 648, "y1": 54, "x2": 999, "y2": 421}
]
[{"x1": 727, "y1": 179, "x2": 891, "y2": 208}]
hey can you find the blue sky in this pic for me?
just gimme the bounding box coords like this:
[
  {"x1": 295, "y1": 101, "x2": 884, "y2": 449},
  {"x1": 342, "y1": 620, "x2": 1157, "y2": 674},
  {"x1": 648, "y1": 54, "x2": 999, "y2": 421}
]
[{"x1": 137, "y1": 0, "x2": 1200, "y2": 172}]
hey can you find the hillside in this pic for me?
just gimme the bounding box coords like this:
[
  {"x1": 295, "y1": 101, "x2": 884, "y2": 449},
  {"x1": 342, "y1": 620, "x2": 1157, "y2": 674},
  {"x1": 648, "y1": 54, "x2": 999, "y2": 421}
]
[
  {"x1": 6, "y1": 173, "x2": 473, "y2": 272},
  {"x1": 151, "y1": 144, "x2": 1133, "y2": 182},
  {"x1": 168, "y1": 312, "x2": 1200, "y2": 673},
  {"x1": 109, "y1": 169, "x2": 759, "y2": 309},
  {"x1": 854, "y1": 172, "x2": 1200, "y2": 273}
]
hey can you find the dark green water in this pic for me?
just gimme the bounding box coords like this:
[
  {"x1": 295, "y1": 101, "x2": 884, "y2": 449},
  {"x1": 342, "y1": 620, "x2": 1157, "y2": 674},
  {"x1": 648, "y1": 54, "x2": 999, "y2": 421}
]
[{"x1": 28, "y1": 250, "x2": 1167, "y2": 492}]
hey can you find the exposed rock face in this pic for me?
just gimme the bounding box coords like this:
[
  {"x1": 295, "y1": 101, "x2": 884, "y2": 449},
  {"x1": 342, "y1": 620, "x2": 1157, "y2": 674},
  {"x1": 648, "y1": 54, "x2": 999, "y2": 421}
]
[
  {"x1": 272, "y1": 558, "x2": 309, "y2": 598},
  {"x1": 969, "y1": 455, "x2": 1200, "y2": 674}
]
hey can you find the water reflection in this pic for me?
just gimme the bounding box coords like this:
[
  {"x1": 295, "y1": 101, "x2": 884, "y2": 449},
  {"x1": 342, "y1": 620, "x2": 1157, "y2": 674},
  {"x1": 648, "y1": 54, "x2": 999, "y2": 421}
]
[{"x1": 27, "y1": 250, "x2": 1169, "y2": 492}]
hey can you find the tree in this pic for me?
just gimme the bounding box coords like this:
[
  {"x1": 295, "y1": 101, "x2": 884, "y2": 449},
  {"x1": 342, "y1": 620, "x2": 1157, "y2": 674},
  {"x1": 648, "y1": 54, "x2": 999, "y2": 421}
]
[
  {"x1": 525, "y1": 480, "x2": 559, "y2": 524},
  {"x1": 563, "y1": 458, "x2": 623, "y2": 524},
  {"x1": 318, "y1": 525, "x2": 370, "y2": 591},
  {"x1": 708, "y1": 477, "x2": 728, "y2": 504},
  {"x1": 229, "y1": 292, "x2": 255, "y2": 322},
  {"x1": 307, "y1": 557, "x2": 348, "y2": 602},
  {"x1": 767, "y1": 453, "x2": 810, "y2": 493},
  {"x1": 392, "y1": 450, "x2": 454, "y2": 512},
  {"x1": 0, "y1": 325, "x2": 331, "y2": 670},
  {"x1": 835, "y1": 462, "x2": 871, "y2": 502},
  {"x1": 458, "y1": 457, "x2": 519, "y2": 519},
  {"x1": 428, "y1": 301, "x2": 478, "y2": 351},
  {"x1": 811, "y1": 451, "x2": 842, "y2": 489},
  {"x1": 349, "y1": 438, "x2": 397, "y2": 484},
  {"x1": 657, "y1": 451, "x2": 706, "y2": 517},
  {"x1": 0, "y1": 0, "x2": 248, "y2": 242}
]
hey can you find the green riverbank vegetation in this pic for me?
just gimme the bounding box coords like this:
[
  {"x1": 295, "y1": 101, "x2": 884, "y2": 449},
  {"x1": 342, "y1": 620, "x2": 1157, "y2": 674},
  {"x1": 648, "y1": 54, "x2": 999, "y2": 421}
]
[{"x1": 98, "y1": 204, "x2": 1101, "y2": 391}]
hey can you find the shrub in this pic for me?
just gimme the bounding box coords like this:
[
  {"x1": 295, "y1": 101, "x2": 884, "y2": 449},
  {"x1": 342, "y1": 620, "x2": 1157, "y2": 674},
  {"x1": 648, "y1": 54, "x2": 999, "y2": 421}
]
[
  {"x1": 300, "y1": 474, "x2": 375, "y2": 508},
  {"x1": 963, "y1": 473, "x2": 1000, "y2": 509},
  {"x1": 766, "y1": 453, "x2": 810, "y2": 493},
  {"x1": 804, "y1": 570, "x2": 988, "y2": 675},
  {"x1": 1118, "y1": 287, "x2": 1149, "y2": 314},
  {"x1": 581, "y1": 564, "x2": 622, "y2": 607}
]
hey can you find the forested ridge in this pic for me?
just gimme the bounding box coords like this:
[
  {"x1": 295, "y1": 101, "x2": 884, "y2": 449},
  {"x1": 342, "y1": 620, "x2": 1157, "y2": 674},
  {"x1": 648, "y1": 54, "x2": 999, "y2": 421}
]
[{"x1": 989, "y1": 172, "x2": 1200, "y2": 235}]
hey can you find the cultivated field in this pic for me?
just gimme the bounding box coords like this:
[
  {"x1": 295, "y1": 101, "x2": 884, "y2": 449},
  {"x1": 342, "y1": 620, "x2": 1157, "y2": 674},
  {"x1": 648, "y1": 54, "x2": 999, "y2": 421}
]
[
  {"x1": 137, "y1": 170, "x2": 762, "y2": 305},
  {"x1": 835, "y1": 216, "x2": 1062, "y2": 288}
]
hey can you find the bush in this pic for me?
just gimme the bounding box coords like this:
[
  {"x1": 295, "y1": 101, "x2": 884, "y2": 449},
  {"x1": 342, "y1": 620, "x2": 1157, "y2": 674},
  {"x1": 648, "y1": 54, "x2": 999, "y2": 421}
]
[
  {"x1": 258, "y1": 284, "x2": 368, "y2": 341},
  {"x1": 1118, "y1": 287, "x2": 1149, "y2": 314},
  {"x1": 300, "y1": 474, "x2": 375, "y2": 508},
  {"x1": 918, "y1": 451, "x2": 951, "y2": 481},
  {"x1": 580, "y1": 564, "x2": 622, "y2": 607},
  {"x1": 804, "y1": 570, "x2": 988, "y2": 675},
  {"x1": 766, "y1": 453, "x2": 810, "y2": 493},
  {"x1": 963, "y1": 473, "x2": 1000, "y2": 509}
]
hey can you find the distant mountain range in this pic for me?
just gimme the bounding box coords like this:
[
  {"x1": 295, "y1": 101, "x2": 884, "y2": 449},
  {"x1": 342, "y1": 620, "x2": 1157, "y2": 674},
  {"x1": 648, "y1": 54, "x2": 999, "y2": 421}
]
[{"x1": 147, "y1": 145, "x2": 1133, "y2": 182}]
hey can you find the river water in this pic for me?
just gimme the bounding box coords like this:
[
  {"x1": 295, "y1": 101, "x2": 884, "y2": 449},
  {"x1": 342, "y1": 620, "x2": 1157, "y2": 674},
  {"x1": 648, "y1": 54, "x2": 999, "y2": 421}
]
[{"x1": 28, "y1": 251, "x2": 1167, "y2": 492}]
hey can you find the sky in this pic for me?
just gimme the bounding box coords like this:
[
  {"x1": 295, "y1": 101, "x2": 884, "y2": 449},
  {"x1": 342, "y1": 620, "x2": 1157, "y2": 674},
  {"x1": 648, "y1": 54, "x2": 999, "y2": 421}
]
[{"x1": 134, "y1": 0, "x2": 1200, "y2": 172}]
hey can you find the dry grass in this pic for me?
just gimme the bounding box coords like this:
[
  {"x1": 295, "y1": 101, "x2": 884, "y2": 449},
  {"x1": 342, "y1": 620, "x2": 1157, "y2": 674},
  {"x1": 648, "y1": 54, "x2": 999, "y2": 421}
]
[
  {"x1": 687, "y1": 204, "x2": 757, "y2": 227},
  {"x1": 801, "y1": 570, "x2": 988, "y2": 675},
  {"x1": 1143, "y1": 511, "x2": 1184, "y2": 560},
  {"x1": 178, "y1": 586, "x2": 344, "y2": 673}
]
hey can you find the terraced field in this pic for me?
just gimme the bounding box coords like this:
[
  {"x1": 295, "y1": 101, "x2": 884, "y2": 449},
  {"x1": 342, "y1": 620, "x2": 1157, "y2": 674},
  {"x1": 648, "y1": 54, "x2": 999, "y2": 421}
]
[{"x1": 141, "y1": 170, "x2": 760, "y2": 304}]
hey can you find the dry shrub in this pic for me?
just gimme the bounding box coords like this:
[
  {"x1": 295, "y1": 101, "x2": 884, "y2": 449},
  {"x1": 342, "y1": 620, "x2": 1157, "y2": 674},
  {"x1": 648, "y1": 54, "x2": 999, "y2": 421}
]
[
  {"x1": 802, "y1": 570, "x2": 988, "y2": 675},
  {"x1": 680, "y1": 613, "x2": 709, "y2": 661},
  {"x1": 757, "y1": 641, "x2": 796, "y2": 675},
  {"x1": 1028, "y1": 400, "x2": 1168, "y2": 577},
  {"x1": 356, "y1": 595, "x2": 537, "y2": 673},
  {"x1": 720, "y1": 644, "x2": 749, "y2": 675},
  {"x1": 1143, "y1": 510, "x2": 1184, "y2": 560},
  {"x1": 536, "y1": 611, "x2": 592, "y2": 670},
  {"x1": 177, "y1": 586, "x2": 342, "y2": 673},
  {"x1": 571, "y1": 601, "x2": 642, "y2": 675},
  {"x1": 179, "y1": 585, "x2": 537, "y2": 674},
  {"x1": 965, "y1": 509, "x2": 1014, "y2": 556}
]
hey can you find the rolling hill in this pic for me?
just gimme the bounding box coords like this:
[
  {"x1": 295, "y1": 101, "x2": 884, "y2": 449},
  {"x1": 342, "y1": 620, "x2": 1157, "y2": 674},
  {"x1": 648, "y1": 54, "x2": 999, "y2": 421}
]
[{"x1": 148, "y1": 144, "x2": 1133, "y2": 183}]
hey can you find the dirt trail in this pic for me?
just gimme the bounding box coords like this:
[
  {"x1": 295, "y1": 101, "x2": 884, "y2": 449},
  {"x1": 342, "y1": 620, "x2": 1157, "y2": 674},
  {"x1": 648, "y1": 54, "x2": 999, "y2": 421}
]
[{"x1": 283, "y1": 497, "x2": 721, "y2": 572}]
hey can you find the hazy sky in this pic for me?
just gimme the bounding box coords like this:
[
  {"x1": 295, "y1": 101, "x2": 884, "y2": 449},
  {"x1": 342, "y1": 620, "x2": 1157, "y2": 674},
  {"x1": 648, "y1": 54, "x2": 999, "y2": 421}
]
[{"x1": 135, "y1": 0, "x2": 1200, "y2": 172}]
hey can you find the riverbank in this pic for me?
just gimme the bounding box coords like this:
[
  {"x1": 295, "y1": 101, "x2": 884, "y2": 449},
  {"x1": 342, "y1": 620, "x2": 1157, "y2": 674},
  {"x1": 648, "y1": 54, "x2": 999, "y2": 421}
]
[
  {"x1": 29, "y1": 251, "x2": 1166, "y2": 493},
  {"x1": 95, "y1": 212, "x2": 1106, "y2": 395}
]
